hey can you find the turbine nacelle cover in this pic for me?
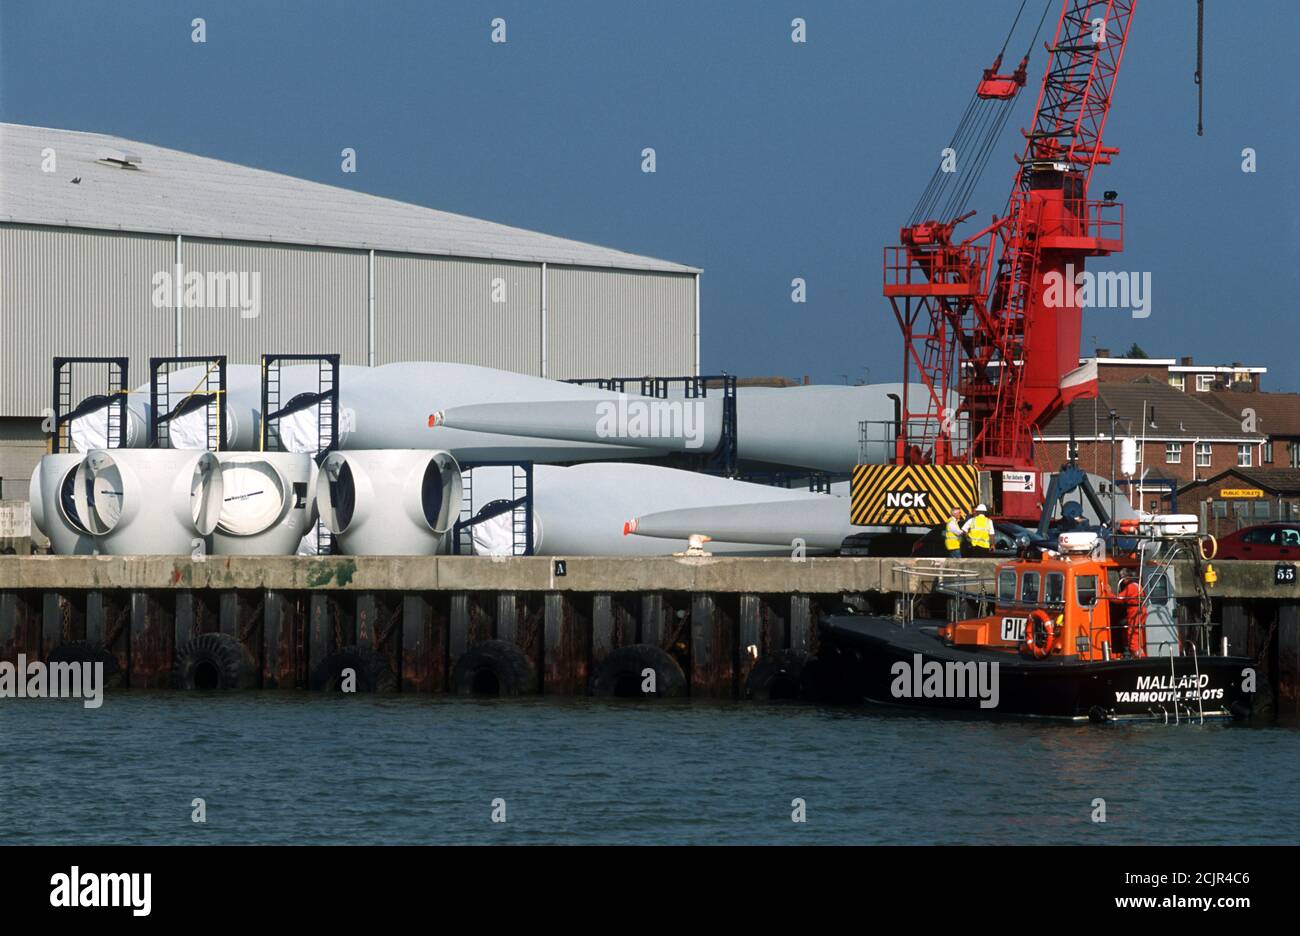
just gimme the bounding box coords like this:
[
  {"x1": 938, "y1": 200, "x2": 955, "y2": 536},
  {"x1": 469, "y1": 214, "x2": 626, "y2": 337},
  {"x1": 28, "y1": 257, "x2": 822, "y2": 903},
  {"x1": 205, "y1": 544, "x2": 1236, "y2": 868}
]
[
  {"x1": 211, "y1": 452, "x2": 319, "y2": 555},
  {"x1": 71, "y1": 449, "x2": 223, "y2": 554},
  {"x1": 29, "y1": 454, "x2": 97, "y2": 554},
  {"x1": 317, "y1": 449, "x2": 461, "y2": 555}
]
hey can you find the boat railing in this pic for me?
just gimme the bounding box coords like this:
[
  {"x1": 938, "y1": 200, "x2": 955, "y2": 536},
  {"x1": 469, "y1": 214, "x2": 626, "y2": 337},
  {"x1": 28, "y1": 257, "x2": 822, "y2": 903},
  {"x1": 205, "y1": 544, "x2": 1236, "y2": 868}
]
[
  {"x1": 1083, "y1": 613, "x2": 1219, "y2": 661},
  {"x1": 892, "y1": 560, "x2": 989, "y2": 626}
]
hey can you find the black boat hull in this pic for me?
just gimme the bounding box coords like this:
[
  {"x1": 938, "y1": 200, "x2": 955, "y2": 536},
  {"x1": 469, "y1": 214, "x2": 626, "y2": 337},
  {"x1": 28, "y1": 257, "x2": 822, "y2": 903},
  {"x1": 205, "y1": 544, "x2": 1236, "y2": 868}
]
[{"x1": 817, "y1": 614, "x2": 1258, "y2": 722}]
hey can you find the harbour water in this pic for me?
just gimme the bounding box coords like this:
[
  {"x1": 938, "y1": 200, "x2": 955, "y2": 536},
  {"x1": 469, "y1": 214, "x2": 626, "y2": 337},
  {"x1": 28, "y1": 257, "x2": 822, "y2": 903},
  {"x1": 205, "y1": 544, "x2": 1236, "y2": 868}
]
[{"x1": 1, "y1": 695, "x2": 1296, "y2": 845}]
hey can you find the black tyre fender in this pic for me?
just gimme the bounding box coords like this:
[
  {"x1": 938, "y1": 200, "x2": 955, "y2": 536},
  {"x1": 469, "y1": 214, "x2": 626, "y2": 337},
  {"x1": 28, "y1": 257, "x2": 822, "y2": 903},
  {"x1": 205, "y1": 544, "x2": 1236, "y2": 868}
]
[
  {"x1": 172, "y1": 633, "x2": 256, "y2": 690},
  {"x1": 1239, "y1": 674, "x2": 1274, "y2": 720},
  {"x1": 451, "y1": 640, "x2": 537, "y2": 696},
  {"x1": 590, "y1": 644, "x2": 687, "y2": 698},
  {"x1": 798, "y1": 644, "x2": 861, "y2": 705},
  {"x1": 311, "y1": 645, "x2": 398, "y2": 692},
  {"x1": 45, "y1": 640, "x2": 126, "y2": 690},
  {"x1": 745, "y1": 649, "x2": 810, "y2": 701}
]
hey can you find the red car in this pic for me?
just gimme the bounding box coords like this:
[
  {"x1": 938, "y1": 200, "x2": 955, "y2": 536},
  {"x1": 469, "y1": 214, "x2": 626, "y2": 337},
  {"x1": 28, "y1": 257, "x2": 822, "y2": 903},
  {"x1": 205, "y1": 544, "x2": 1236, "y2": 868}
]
[{"x1": 1214, "y1": 522, "x2": 1300, "y2": 560}]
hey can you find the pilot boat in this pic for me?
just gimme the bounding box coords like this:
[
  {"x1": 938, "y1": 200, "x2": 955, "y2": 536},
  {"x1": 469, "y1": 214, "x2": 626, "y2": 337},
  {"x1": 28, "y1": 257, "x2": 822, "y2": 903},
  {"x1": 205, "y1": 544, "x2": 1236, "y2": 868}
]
[{"x1": 817, "y1": 530, "x2": 1261, "y2": 723}]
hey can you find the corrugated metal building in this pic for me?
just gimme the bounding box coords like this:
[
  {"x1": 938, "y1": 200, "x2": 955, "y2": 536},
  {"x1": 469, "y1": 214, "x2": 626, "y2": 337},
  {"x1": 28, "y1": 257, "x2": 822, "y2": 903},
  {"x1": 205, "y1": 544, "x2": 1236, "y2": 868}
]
[{"x1": 0, "y1": 123, "x2": 700, "y2": 496}]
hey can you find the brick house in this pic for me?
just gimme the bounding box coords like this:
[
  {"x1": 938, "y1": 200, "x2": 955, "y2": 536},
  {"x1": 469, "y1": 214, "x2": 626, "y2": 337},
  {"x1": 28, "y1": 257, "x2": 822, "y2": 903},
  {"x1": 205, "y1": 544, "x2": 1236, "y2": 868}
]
[
  {"x1": 1203, "y1": 389, "x2": 1300, "y2": 470},
  {"x1": 1038, "y1": 377, "x2": 1266, "y2": 512},
  {"x1": 1178, "y1": 467, "x2": 1300, "y2": 538}
]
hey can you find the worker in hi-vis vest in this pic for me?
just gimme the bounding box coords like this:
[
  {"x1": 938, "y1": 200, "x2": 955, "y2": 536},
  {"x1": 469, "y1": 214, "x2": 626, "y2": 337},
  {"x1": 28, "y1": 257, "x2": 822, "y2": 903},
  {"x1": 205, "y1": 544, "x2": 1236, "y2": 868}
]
[
  {"x1": 943, "y1": 507, "x2": 966, "y2": 558},
  {"x1": 962, "y1": 503, "x2": 994, "y2": 556}
]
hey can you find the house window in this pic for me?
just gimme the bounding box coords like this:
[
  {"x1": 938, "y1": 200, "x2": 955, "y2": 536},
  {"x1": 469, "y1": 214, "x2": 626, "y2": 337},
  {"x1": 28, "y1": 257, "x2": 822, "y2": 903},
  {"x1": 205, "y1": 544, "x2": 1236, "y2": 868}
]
[
  {"x1": 1263, "y1": 441, "x2": 1274, "y2": 464},
  {"x1": 1165, "y1": 442, "x2": 1182, "y2": 464},
  {"x1": 1238, "y1": 444, "x2": 1252, "y2": 467},
  {"x1": 1292, "y1": 443, "x2": 1300, "y2": 469},
  {"x1": 1168, "y1": 374, "x2": 1185, "y2": 391},
  {"x1": 1196, "y1": 374, "x2": 1214, "y2": 392},
  {"x1": 1212, "y1": 501, "x2": 1227, "y2": 519},
  {"x1": 1067, "y1": 440, "x2": 1079, "y2": 461},
  {"x1": 1253, "y1": 501, "x2": 1271, "y2": 519},
  {"x1": 1195, "y1": 442, "x2": 1211, "y2": 467}
]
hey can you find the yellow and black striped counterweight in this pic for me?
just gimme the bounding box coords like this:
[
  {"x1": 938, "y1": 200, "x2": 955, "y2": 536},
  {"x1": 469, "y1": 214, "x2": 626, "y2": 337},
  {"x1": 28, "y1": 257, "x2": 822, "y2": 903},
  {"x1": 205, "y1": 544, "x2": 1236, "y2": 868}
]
[{"x1": 850, "y1": 464, "x2": 980, "y2": 526}]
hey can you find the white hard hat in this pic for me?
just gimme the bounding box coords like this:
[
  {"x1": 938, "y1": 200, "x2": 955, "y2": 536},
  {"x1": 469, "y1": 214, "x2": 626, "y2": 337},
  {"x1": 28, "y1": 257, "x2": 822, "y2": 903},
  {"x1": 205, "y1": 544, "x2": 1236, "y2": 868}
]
[{"x1": 975, "y1": 504, "x2": 988, "y2": 512}]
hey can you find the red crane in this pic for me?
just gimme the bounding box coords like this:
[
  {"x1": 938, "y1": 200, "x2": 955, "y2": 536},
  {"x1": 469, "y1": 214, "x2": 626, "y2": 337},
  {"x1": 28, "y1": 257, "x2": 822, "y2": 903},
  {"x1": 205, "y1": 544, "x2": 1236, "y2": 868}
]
[{"x1": 882, "y1": 0, "x2": 1134, "y2": 521}]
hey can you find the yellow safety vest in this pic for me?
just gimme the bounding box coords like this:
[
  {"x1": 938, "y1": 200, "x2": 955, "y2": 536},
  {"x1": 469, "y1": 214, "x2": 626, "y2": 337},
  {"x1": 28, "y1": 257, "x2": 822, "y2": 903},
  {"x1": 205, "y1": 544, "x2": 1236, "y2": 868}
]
[
  {"x1": 944, "y1": 520, "x2": 962, "y2": 551},
  {"x1": 967, "y1": 515, "x2": 993, "y2": 550}
]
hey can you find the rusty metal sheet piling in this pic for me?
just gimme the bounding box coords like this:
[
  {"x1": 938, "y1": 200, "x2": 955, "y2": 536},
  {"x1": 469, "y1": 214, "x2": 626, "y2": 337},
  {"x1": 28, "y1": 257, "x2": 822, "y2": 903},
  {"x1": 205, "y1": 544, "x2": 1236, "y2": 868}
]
[
  {"x1": 0, "y1": 591, "x2": 39, "y2": 664},
  {"x1": 1277, "y1": 603, "x2": 1298, "y2": 714},
  {"x1": 401, "y1": 593, "x2": 446, "y2": 693},
  {"x1": 641, "y1": 593, "x2": 664, "y2": 646},
  {"x1": 129, "y1": 591, "x2": 172, "y2": 689},
  {"x1": 40, "y1": 592, "x2": 79, "y2": 657},
  {"x1": 355, "y1": 592, "x2": 378, "y2": 651},
  {"x1": 262, "y1": 590, "x2": 301, "y2": 689},
  {"x1": 308, "y1": 594, "x2": 331, "y2": 676},
  {"x1": 544, "y1": 592, "x2": 590, "y2": 695},
  {"x1": 690, "y1": 593, "x2": 737, "y2": 698}
]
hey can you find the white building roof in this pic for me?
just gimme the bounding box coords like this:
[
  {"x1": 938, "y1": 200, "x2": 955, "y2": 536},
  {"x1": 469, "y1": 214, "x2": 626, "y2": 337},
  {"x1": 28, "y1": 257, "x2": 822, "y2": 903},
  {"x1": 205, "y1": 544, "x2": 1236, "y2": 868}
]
[
  {"x1": 0, "y1": 123, "x2": 699, "y2": 273},
  {"x1": 1080, "y1": 356, "x2": 1177, "y2": 366}
]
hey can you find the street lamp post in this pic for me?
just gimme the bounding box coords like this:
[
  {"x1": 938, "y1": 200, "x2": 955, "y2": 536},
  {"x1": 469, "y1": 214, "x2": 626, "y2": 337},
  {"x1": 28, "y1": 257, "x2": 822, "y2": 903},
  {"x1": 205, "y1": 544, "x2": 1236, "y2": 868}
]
[{"x1": 1109, "y1": 409, "x2": 1119, "y2": 524}]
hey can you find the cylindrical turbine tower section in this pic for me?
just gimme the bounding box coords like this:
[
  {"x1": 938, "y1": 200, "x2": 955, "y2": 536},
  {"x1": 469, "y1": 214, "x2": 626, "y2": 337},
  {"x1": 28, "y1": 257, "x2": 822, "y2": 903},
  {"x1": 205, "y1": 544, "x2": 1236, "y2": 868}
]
[
  {"x1": 29, "y1": 454, "x2": 98, "y2": 554},
  {"x1": 317, "y1": 449, "x2": 462, "y2": 555},
  {"x1": 210, "y1": 452, "x2": 319, "y2": 555},
  {"x1": 67, "y1": 449, "x2": 223, "y2": 554}
]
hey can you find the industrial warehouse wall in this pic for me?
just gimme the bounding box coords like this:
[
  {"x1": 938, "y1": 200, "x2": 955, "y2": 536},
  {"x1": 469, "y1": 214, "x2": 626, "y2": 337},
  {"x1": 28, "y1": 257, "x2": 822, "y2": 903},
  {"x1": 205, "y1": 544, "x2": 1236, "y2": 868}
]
[
  {"x1": 180, "y1": 238, "x2": 369, "y2": 365},
  {"x1": 0, "y1": 418, "x2": 44, "y2": 502},
  {"x1": 0, "y1": 224, "x2": 698, "y2": 418},
  {"x1": 374, "y1": 253, "x2": 541, "y2": 373},
  {"x1": 0, "y1": 224, "x2": 176, "y2": 416},
  {"x1": 546, "y1": 267, "x2": 697, "y2": 379}
]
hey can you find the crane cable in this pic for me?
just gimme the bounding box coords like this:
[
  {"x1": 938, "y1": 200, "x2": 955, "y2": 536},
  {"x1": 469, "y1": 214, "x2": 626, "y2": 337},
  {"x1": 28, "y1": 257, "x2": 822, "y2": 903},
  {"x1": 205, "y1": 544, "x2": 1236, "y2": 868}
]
[
  {"x1": 907, "y1": 0, "x2": 1055, "y2": 226},
  {"x1": 1194, "y1": 0, "x2": 1205, "y2": 135},
  {"x1": 937, "y1": 0, "x2": 1054, "y2": 222}
]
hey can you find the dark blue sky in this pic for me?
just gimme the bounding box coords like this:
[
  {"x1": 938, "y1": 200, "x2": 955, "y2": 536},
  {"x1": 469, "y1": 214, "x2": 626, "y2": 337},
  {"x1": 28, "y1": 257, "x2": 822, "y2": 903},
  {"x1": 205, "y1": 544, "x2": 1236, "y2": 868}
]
[{"x1": 3, "y1": 0, "x2": 1297, "y2": 389}]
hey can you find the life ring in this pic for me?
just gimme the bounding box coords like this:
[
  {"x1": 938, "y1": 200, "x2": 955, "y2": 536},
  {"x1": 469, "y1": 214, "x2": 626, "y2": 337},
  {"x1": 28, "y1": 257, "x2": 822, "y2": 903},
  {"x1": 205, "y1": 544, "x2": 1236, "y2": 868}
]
[
  {"x1": 1198, "y1": 534, "x2": 1217, "y2": 561},
  {"x1": 1020, "y1": 609, "x2": 1056, "y2": 659}
]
